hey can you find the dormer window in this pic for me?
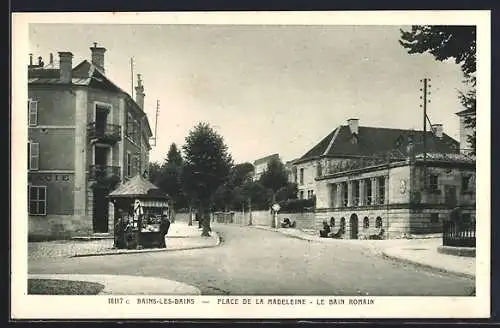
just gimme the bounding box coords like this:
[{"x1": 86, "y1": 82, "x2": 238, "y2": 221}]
[{"x1": 350, "y1": 133, "x2": 358, "y2": 144}]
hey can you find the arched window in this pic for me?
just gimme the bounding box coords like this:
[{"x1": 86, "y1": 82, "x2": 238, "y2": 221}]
[
  {"x1": 363, "y1": 217, "x2": 370, "y2": 229},
  {"x1": 329, "y1": 217, "x2": 335, "y2": 227},
  {"x1": 376, "y1": 217, "x2": 383, "y2": 228},
  {"x1": 340, "y1": 217, "x2": 346, "y2": 231}
]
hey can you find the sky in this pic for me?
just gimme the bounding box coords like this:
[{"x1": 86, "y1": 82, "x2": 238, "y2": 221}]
[{"x1": 29, "y1": 24, "x2": 466, "y2": 165}]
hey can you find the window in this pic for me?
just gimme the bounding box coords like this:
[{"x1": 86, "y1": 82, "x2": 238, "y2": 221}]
[
  {"x1": 353, "y1": 181, "x2": 360, "y2": 206},
  {"x1": 429, "y1": 174, "x2": 439, "y2": 191},
  {"x1": 342, "y1": 182, "x2": 348, "y2": 207},
  {"x1": 299, "y1": 190, "x2": 304, "y2": 200},
  {"x1": 316, "y1": 162, "x2": 322, "y2": 177},
  {"x1": 461, "y1": 213, "x2": 472, "y2": 224},
  {"x1": 375, "y1": 217, "x2": 383, "y2": 228},
  {"x1": 28, "y1": 185, "x2": 46, "y2": 215},
  {"x1": 307, "y1": 190, "x2": 314, "y2": 199},
  {"x1": 378, "y1": 177, "x2": 385, "y2": 204},
  {"x1": 365, "y1": 179, "x2": 372, "y2": 205},
  {"x1": 126, "y1": 153, "x2": 132, "y2": 177},
  {"x1": 293, "y1": 167, "x2": 297, "y2": 183},
  {"x1": 28, "y1": 142, "x2": 39, "y2": 170},
  {"x1": 299, "y1": 168, "x2": 304, "y2": 185},
  {"x1": 363, "y1": 217, "x2": 370, "y2": 229},
  {"x1": 461, "y1": 175, "x2": 471, "y2": 192},
  {"x1": 430, "y1": 213, "x2": 439, "y2": 223},
  {"x1": 28, "y1": 100, "x2": 38, "y2": 126},
  {"x1": 330, "y1": 184, "x2": 336, "y2": 207}
]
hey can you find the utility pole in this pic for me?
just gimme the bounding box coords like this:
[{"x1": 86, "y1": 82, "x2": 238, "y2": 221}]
[
  {"x1": 420, "y1": 78, "x2": 431, "y2": 188},
  {"x1": 130, "y1": 57, "x2": 135, "y2": 99}
]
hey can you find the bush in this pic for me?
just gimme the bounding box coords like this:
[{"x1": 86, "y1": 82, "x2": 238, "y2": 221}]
[{"x1": 278, "y1": 198, "x2": 315, "y2": 213}]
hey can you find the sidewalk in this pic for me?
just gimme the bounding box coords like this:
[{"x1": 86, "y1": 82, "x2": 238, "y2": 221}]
[
  {"x1": 250, "y1": 225, "x2": 475, "y2": 279},
  {"x1": 28, "y1": 274, "x2": 201, "y2": 295},
  {"x1": 29, "y1": 223, "x2": 220, "y2": 260}
]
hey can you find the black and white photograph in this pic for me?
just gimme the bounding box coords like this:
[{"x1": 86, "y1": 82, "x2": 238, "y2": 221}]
[{"x1": 11, "y1": 11, "x2": 490, "y2": 319}]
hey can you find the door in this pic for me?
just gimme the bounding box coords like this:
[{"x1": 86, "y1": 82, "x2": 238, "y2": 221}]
[
  {"x1": 350, "y1": 214, "x2": 359, "y2": 239},
  {"x1": 93, "y1": 187, "x2": 109, "y2": 233},
  {"x1": 444, "y1": 185, "x2": 458, "y2": 207},
  {"x1": 95, "y1": 107, "x2": 109, "y2": 136}
]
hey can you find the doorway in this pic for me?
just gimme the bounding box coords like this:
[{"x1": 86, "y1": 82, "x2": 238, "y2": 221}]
[
  {"x1": 350, "y1": 214, "x2": 359, "y2": 239},
  {"x1": 95, "y1": 106, "x2": 109, "y2": 135},
  {"x1": 93, "y1": 187, "x2": 109, "y2": 233},
  {"x1": 444, "y1": 185, "x2": 458, "y2": 207}
]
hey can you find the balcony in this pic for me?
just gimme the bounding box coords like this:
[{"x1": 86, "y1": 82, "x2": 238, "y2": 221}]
[
  {"x1": 89, "y1": 165, "x2": 121, "y2": 181},
  {"x1": 87, "y1": 122, "x2": 121, "y2": 144}
]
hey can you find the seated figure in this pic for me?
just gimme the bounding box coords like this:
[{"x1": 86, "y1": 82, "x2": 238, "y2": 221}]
[
  {"x1": 280, "y1": 218, "x2": 297, "y2": 228},
  {"x1": 319, "y1": 221, "x2": 331, "y2": 238}
]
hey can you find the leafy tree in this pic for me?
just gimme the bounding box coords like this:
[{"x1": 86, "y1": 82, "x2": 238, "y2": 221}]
[
  {"x1": 182, "y1": 122, "x2": 233, "y2": 236},
  {"x1": 276, "y1": 182, "x2": 299, "y2": 202},
  {"x1": 259, "y1": 157, "x2": 289, "y2": 198},
  {"x1": 166, "y1": 143, "x2": 183, "y2": 167},
  {"x1": 148, "y1": 161, "x2": 163, "y2": 186},
  {"x1": 399, "y1": 25, "x2": 476, "y2": 154},
  {"x1": 259, "y1": 158, "x2": 289, "y2": 227}
]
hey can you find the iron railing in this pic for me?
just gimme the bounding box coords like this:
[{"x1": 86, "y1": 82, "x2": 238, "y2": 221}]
[
  {"x1": 87, "y1": 122, "x2": 122, "y2": 143},
  {"x1": 89, "y1": 165, "x2": 121, "y2": 181},
  {"x1": 443, "y1": 220, "x2": 476, "y2": 248}
]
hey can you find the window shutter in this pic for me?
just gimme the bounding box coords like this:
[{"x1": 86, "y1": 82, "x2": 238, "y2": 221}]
[
  {"x1": 30, "y1": 143, "x2": 39, "y2": 170},
  {"x1": 28, "y1": 100, "x2": 38, "y2": 126}
]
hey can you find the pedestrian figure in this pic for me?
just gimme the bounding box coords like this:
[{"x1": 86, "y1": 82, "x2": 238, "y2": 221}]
[
  {"x1": 319, "y1": 220, "x2": 331, "y2": 238},
  {"x1": 159, "y1": 209, "x2": 171, "y2": 248}
]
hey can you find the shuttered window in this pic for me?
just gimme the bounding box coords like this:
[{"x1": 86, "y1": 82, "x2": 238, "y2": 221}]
[
  {"x1": 28, "y1": 142, "x2": 39, "y2": 170},
  {"x1": 28, "y1": 100, "x2": 38, "y2": 126}
]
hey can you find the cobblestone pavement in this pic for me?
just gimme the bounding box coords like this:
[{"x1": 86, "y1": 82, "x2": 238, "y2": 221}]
[{"x1": 28, "y1": 233, "x2": 218, "y2": 260}]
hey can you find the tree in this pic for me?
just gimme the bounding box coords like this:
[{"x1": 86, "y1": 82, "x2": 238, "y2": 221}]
[
  {"x1": 152, "y1": 143, "x2": 185, "y2": 209},
  {"x1": 259, "y1": 158, "x2": 289, "y2": 227},
  {"x1": 182, "y1": 122, "x2": 233, "y2": 236},
  {"x1": 276, "y1": 182, "x2": 299, "y2": 202},
  {"x1": 399, "y1": 26, "x2": 476, "y2": 154},
  {"x1": 148, "y1": 161, "x2": 163, "y2": 186}
]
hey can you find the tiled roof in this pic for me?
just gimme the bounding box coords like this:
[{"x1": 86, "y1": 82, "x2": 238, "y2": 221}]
[
  {"x1": 298, "y1": 125, "x2": 460, "y2": 162},
  {"x1": 415, "y1": 152, "x2": 476, "y2": 163},
  {"x1": 109, "y1": 174, "x2": 167, "y2": 198},
  {"x1": 28, "y1": 60, "x2": 153, "y2": 138}
]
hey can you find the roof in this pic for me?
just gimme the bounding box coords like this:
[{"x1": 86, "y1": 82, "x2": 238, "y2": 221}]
[
  {"x1": 28, "y1": 59, "x2": 153, "y2": 138},
  {"x1": 108, "y1": 174, "x2": 168, "y2": 199},
  {"x1": 297, "y1": 125, "x2": 460, "y2": 163},
  {"x1": 415, "y1": 152, "x2": 476, "y2": 163},
  {"x1": 253, "y1": 153, "x2": 280, "y2": 166},
  {"x1": 455, "y1": 108, "x2": 475, "y2": 117}
]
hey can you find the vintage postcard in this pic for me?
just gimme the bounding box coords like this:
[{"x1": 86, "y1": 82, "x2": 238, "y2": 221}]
[{"x1": 11, "y1": 11, "x2": 490, "y2": 319}]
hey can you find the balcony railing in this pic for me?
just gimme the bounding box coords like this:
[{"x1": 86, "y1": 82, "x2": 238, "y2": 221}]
[
  {"x1": 87, "y1": 122, "x2": 122, "y2": 144},
  {"x1": 89, "y1": 165, "x2": 121, "y2": 181}
]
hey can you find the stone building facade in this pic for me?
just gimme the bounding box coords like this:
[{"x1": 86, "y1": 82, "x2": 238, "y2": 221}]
[{"x1": 27, "y1": 44, "x2": 153, "y2": 238}]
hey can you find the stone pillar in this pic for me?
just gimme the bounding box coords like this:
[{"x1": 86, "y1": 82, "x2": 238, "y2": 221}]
[
  {"x1": 359, "y1": 180, "x2": 365, "y2": 206},
  {"x1": 371, "y1": 178, "x2": 378, "y2": 205},
  {"x1": 74, "y1": 90, "x2": 88, "y2": 228},
  {"x1": 347, "y1": 181, "x2": 353, "y2": 207}
]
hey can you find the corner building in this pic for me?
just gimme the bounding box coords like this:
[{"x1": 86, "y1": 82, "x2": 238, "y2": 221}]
[{"x1": 27, "y1": 44, "x2": 153, "y2": 238}]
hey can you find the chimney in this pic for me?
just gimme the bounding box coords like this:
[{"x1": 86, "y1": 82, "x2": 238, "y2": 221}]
[
  {"x1": 135, "y1": 74, "x2": 145, "y2": 110},
  {"x1": 38, "y1": 56, "x2": 44, "y2": 67},
  {"x1": 90, "y1": 42, "x2": 106, "y2": 74},
  {"x1": 29, "y1": 53, "x2": 33, "y2": 66},
  {"x1": 58, "y1": 52, "x2": 73, "y2": 84},
  {"x1": 432, "y1": 124, "x2": 443, "y2": 139},
  {"x1": 407, "y1": 135, "x2": 416, "y2": 162},
  {"x1": 347, "y1": 118, "x2": 359, "y2": 135},
  {"x1": 49, "y1": 53, "x2": 54, "y2": 64}
]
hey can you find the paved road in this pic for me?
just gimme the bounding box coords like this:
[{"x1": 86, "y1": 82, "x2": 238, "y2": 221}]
[{"x1": 28, "y1": 224, "x2": 474, "y2": 296}]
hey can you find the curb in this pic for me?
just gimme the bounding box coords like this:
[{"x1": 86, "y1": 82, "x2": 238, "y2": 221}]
[
  {"x1": 381, "y1": 250, "x2": 475, "y2": 280},
  {"x1": 71, "y1": 231, "x2": 222, "y2": 258}
]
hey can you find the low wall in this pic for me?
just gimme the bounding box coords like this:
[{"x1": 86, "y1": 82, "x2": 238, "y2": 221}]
[
  {"x1": 228, "y1": 210, "x2": 315, "y2": 229},
  {"x1": 29, "y1": 214, "x2": 93, "y2": 240}
]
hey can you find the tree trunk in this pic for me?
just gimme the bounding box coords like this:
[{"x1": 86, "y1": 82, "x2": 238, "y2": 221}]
[
  {"x1": 201, "y1": 199, "x2": 211, "y2": 237},
  {"x1": 270, "y1": 192, "x2": 276, "y2": 228},
  {"x1": 188, "y1": 205, "x2": 193, "y2": 226},
  {"x1": 248, "y1": 197, "x2": 253, "y2": 226}
]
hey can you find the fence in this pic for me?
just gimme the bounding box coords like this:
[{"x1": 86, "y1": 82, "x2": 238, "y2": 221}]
[{"x1": 442, "y1": 220, "x2": 476, "y2": 248}]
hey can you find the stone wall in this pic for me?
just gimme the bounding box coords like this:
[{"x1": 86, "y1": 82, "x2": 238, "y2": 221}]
[{"x1": 29, "y1": 214, "x2": 93, "y2": 239}]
